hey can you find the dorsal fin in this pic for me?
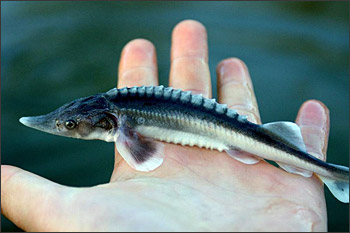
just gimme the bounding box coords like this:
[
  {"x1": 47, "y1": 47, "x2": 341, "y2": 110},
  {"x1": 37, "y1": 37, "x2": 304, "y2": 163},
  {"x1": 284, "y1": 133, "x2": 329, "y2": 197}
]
[
  {"x1": 261, "y1": 121, "x2": 312, "y2": 177},
  {"x1": 261, "y1": 121, "x2": 306, "y2": 152}
]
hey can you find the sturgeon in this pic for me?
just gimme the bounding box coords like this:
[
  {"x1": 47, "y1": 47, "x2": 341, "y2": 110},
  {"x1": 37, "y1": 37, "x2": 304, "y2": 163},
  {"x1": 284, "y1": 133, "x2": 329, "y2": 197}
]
[{"x1": 19, "y1": 85, "x2": 349, "y2": 203}]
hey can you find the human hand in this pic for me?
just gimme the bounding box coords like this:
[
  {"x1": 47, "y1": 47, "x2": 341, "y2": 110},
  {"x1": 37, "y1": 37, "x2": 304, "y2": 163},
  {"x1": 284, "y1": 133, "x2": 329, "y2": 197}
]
[{"x1": 1, "y1": 20, "x2": 328, "y2": 231}]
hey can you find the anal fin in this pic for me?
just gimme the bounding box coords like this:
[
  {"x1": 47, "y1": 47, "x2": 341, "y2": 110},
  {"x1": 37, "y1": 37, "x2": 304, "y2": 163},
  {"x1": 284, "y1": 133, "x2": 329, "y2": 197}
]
[{"x1": 277, "y1": 162, "x2": 312, "y2": 177}]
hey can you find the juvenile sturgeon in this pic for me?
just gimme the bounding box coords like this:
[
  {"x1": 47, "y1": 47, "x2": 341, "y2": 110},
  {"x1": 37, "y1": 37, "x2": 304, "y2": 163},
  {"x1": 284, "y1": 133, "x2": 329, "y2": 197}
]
[{"x1": 19, "y1": 85, "x2": 349, "y2": 203}]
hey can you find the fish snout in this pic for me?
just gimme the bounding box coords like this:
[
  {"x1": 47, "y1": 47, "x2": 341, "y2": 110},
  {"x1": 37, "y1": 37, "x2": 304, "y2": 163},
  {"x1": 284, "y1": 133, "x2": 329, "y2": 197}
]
[{"x1": 19, "y1": 115, "x2": 59, "y2": 134}]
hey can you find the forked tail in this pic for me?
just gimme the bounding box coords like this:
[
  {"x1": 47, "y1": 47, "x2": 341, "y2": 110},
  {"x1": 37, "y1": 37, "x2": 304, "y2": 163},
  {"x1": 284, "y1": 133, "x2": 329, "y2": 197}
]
[{"x1": 317, "y1": 164, "x2": 349, "y2": 203}]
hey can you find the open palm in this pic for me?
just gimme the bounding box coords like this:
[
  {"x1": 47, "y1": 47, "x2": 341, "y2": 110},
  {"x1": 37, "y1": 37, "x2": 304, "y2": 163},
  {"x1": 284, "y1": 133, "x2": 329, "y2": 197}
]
[{"x1": 1, "y1": 20, "x2": 328, "y2": 231}]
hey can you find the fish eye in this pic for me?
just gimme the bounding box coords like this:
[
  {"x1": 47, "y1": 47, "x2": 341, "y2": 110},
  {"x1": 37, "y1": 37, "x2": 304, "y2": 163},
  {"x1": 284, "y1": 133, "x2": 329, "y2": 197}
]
[{"x1": 65, "y1": 120, "x2": 77, "y2": 129}]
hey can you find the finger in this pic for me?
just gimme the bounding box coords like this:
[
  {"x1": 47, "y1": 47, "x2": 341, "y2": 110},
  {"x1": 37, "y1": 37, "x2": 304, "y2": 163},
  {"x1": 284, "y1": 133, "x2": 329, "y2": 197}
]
[
  {"x1": 169, "y1": 20, "x2": 211, "y2": 98},
  {"x1": 295, "y1": 100, "x2": 330, "y2": 161},
  {"x1": 118, "y1": 39, "x2": 158, "y2": 88},
  {"x1": 1, "y1": 165, "x2": 72, "y2": 231},
  {"x1": 216, "y1": 58, "x2": 261, "y2": 124},
  {"x1": 113, "y1": 39, "x2": 158, "y2": 179}
]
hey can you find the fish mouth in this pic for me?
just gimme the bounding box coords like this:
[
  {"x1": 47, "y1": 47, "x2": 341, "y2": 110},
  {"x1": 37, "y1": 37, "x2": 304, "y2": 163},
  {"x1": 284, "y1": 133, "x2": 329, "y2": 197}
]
[{"x1": 19, "y1": 115, "x2": 59, "y2": 135}]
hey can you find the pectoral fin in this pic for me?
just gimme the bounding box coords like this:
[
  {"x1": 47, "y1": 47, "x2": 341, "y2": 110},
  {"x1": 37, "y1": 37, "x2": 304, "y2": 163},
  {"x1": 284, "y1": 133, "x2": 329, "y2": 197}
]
[{"x1": 115, "y1": 116, "x2": 165, "y2": 172}]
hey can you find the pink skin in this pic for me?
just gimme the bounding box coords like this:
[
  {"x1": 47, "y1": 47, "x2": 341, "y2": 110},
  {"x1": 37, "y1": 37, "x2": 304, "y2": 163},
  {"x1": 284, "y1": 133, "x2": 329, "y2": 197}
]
[{"x1": 1, "y1": 20, "x2": 329, "y2": 231}]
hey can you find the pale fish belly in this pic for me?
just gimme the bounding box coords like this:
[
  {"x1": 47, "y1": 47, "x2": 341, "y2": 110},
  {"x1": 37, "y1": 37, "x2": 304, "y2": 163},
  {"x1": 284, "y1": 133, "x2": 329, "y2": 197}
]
[{"x1": 136, "y1": 123, "x2": 329, "y2": 177}]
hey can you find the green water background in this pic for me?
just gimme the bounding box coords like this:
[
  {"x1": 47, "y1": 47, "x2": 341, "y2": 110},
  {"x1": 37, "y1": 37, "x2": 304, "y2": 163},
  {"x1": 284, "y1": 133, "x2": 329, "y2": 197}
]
[{"x1": 1, "y1": 1, "x2": 349, "y2": 231}]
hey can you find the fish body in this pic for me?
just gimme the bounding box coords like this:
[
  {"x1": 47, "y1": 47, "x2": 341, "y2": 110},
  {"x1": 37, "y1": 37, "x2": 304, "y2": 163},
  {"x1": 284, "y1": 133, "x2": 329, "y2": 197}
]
[{"x1": 19, "y1": 85, "x2": 349, "y2": 203}]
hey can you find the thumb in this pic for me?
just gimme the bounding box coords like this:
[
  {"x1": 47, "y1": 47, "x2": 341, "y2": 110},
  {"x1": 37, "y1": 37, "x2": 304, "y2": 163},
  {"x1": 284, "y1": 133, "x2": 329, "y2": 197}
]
[{"x1": 1, "y1": 165, "x2": 74, "y2": 231}]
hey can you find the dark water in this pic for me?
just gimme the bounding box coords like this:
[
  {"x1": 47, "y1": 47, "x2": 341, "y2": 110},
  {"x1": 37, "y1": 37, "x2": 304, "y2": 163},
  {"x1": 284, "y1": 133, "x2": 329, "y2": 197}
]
[{"x1": 1, "y1": 1, "x2": 348, "y2": 231}]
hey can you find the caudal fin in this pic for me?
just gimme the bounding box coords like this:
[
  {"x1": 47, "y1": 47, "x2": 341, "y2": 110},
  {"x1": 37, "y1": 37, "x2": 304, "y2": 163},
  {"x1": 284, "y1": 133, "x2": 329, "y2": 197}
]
[{"x1": 318, "y1": 171, "x2": 349, "y2": 203}]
